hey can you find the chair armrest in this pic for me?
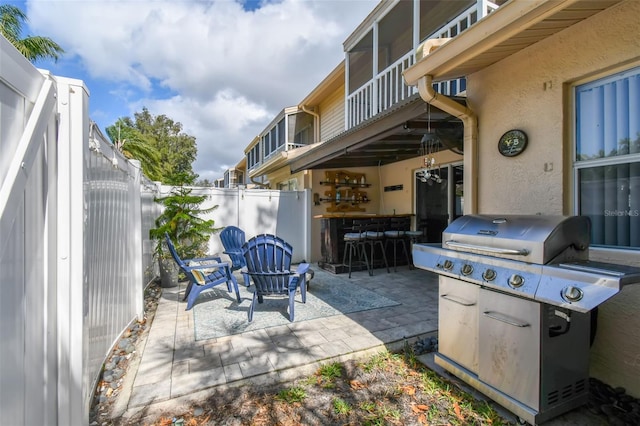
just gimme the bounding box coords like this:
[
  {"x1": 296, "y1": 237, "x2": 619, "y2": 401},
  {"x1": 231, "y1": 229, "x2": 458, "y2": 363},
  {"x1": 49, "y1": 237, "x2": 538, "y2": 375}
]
[
  {"x1": 184, "y1": 261, "x2": 230, "y2": 272},
  {"x1": 189, "y1": 255, "x2": 222, "y2": 264},
  {"x1": 294, "y1": 263, "x2": 310, "y2": 275},
  {"x1": 223, "y1": 249, "x2": 242, "y2": 255}
]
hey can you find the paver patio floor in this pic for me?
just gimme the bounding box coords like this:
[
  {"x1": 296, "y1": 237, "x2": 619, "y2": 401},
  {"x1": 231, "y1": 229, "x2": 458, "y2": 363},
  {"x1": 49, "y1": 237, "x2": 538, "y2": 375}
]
[{"x1": 119, "y1": 265, "x2": 440, "y2": 420}]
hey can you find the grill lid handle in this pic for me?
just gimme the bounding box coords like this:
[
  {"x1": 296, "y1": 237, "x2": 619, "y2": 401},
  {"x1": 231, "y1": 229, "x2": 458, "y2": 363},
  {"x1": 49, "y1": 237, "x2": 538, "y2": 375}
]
[{"x1": 445, "y1": 240, "x2": 530, "y2": 256}]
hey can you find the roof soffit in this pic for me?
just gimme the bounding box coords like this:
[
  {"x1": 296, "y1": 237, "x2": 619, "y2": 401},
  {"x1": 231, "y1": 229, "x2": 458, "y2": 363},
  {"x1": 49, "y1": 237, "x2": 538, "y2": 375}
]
[{"x1": 403, "y1": 0, "x2": 624, "y2": 84}]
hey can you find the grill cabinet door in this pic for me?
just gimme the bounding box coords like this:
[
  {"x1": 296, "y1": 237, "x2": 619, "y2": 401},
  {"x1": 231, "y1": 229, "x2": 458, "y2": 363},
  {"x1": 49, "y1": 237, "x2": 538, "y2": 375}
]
[
  {"x1": 438, "y1": 277, "x2": 479, "y2": 374},
  {"x1": 479, "y1": 289, "x2": 541, "y2": 410}
]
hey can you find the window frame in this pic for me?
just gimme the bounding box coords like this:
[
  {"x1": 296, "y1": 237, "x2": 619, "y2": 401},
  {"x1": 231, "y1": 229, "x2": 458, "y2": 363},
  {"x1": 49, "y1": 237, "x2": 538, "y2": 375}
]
[{"x1": 572, "y1": 64, "x2": 640, "y2": 250}]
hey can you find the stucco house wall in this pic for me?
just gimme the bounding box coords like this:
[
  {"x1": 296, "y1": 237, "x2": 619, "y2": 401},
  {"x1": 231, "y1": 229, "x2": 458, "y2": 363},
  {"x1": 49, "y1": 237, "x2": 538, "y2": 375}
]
[
  {"x1": 378, "y1": 150, "x2": 463, "y2": 217},
  {"x1": 466, "y1": 0, "x2": 640, "y2": 396}
]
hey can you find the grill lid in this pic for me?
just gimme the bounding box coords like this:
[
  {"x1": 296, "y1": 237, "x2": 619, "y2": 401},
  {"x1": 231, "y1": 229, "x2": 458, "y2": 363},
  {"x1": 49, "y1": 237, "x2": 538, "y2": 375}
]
[{"x1": 442, "y1": 215, "x2": 590, "y2": 264}]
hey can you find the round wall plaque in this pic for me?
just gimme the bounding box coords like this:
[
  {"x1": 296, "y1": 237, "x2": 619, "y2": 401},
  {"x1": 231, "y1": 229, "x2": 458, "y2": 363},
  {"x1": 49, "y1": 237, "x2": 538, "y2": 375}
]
[{"x1": 498, "y1": 129, "x2": 528, "y2": 157}]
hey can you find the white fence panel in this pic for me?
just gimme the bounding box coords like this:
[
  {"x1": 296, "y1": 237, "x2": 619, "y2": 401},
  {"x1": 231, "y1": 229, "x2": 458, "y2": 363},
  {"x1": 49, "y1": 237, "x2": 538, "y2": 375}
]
[
  {"x1": 83, "y1": 126, "x2": 155, "y2": 417},
  {"x1": 161, "y1": 187, "x2": 311, "y2": 263},
  {"x1": 0, "y1": 37, "x2": 59, "y2": 424}
]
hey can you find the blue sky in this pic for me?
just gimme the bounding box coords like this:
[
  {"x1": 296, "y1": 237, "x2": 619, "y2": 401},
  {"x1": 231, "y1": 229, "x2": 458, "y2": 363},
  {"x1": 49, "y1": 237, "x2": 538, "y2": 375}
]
[{"x1": 18, "y1": 0, "x2": 378, "y2": 181}]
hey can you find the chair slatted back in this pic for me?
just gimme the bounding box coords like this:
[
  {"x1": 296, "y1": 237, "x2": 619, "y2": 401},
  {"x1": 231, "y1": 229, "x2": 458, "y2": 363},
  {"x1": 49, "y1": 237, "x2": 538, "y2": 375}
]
[
  {"x1": 220, "y1": 226, "x2": 247, "y2": 270},
  {"x1": 242, "y1": 234, "x2": 293, "y2": 295},
  {"x1": 164, "y1": 233, "x2": 203, "y2": 285},
  {"x1": 165, "y1": 233, "x2": 187, "y2": 269}
]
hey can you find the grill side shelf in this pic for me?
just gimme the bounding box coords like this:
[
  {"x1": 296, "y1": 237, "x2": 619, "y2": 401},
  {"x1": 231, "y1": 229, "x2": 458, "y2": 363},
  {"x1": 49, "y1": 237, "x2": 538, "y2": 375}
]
[
  {"x1": 558, "y1": 261, "x2": 640, "y2": 286},
  {"x1": 535, "y1": 263, "x2": 635, "y2": 312}
]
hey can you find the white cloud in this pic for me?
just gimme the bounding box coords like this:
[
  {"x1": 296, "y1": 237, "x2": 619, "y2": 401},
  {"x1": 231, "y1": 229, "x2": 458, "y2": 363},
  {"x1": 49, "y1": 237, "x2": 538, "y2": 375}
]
[{"x1": 26, "y1": 0, "x2": 379, "y2": 180}]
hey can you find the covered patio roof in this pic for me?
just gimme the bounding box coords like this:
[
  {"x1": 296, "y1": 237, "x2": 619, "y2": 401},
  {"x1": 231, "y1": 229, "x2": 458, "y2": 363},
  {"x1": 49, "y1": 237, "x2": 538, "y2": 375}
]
[{"x1": 290, "y1": 94, "x2": 464, "y2": 173}]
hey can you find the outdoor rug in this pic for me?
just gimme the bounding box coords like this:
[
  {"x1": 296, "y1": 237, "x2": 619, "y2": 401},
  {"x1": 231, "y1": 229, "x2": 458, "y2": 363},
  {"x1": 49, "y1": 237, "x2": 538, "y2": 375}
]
[{"x1": 192, "y1": 270, "x2": 400, "y2": 341}]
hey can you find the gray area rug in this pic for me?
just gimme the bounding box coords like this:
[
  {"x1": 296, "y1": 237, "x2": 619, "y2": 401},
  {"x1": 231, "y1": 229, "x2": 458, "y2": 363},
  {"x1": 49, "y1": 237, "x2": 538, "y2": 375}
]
[{"x1": 192, "y1": 271, "x2": 400, "y2": 341}]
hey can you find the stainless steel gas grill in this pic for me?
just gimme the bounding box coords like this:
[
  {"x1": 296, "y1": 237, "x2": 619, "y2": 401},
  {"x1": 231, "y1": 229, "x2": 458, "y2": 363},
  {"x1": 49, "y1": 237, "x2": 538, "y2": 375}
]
[{"x1": 412, "y1": 215, "x2": 640, "y2": 426}]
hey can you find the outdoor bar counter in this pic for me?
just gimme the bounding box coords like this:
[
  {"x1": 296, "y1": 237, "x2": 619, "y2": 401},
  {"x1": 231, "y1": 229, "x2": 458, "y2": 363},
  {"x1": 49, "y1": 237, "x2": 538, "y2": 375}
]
[{"x1": 315, "y1": 214, "x2": 412, "y2": 274}]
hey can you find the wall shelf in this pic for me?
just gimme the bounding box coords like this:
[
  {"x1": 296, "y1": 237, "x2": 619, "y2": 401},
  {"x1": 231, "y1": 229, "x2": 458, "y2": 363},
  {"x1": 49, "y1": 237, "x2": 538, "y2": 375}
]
[
  {"x1": 320, "y1": 181, "x2": 371, "y2": 189},
  {"x1": 321, "y1": 170, "x2": 370, "y2": 213}
]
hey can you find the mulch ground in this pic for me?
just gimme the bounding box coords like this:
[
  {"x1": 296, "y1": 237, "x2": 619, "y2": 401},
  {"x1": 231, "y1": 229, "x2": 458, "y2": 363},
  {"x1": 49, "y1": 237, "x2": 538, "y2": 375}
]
[{"x1": 117, "y1": 352, "x2": 509, "y2": 426}]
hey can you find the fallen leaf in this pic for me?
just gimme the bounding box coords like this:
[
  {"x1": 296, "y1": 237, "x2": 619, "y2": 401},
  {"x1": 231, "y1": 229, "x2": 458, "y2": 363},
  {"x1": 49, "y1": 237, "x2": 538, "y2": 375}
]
[
  {"x1": 418, "y1": 413, "x2": 428, "y2": 424},
  {"x1": 350, "y1": 380, "x2": 366, "y2": 390},
  {"x1": 402, "y1": 385, "x2": 416, "y2": 395},
  {"x1": 412, "y1": 404, "x2": 429, "y2": 413},
  {"x1": 158, "y1": 418, "x2": 173, "y2": 426},
  {"x1": 454, "y1": 402, "x2": 464, "y2": 421}
]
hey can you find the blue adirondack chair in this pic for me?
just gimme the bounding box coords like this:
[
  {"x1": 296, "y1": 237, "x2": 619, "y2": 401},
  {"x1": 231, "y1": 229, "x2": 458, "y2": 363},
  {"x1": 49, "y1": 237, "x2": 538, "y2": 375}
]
[
  {"x1": 164, "y1": 233, "x2": 241, "y2": 310},
  {"x1": 220, "y1": 226, "x2": 250, "y2": 287},
  {"x1": 241, "y1": 234, "x2": 310, "y2": 322}
]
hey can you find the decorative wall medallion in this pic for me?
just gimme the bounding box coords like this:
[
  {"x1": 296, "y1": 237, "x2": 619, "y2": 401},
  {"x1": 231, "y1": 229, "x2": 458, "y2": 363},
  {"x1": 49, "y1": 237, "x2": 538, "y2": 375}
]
[{"x1": 498, "y1": 129, "x2": 528, "y2": 157}]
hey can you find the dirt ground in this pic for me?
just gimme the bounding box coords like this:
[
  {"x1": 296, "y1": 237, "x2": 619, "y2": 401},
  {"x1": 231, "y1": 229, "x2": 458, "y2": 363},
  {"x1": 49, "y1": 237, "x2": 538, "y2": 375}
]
[{"x1": 117, "y1": 351, "x2": 511, "y2": 426}]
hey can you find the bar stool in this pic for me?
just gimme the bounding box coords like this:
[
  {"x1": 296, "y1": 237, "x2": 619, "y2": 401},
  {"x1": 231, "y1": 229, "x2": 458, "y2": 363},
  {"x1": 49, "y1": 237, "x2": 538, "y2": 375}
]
[
  {"x1": 384, "y1": 216, "x2": 411, "y2": 272},
  {"x1": 363, "y1": 218, "x2": 390, "y2": 275},
  {"x1": 342, "y1": 219, "x2": 370, "y2": 278}
]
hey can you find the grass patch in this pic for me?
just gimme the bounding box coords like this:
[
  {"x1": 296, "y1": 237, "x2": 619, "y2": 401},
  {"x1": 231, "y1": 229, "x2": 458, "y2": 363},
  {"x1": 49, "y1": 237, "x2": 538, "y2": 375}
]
[
  {"x1": 315, "y1": 362, "x2": 343, "y2": 388},
  {"x1": 332, "y1": 397, "x2": 351, "y2": 415},
  {"x1": 318, "y1": 362, "x2": 343, "y2": 380},
  {"x1": 274, "y1": 386, "x2": 307, "y2": 404}
]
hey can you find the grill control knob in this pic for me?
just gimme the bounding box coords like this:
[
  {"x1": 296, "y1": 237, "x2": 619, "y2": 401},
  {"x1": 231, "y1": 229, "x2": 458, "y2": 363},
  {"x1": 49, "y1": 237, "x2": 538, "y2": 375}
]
[
  {"x1": 461, "y1": 264, "x2": 473, "y2": 276},
  {"x1": 508, "y1": 274, "x2": 525, "y2": 288},
  {"x1": 563, "y1": 285, "x2": 584, "y2": 302},
  {"x1": 483, "y1": 269, "x2": 497, "y2": 281},
  {"x1": 442, "y1": 260, "x2": 454, "y2": 271}
]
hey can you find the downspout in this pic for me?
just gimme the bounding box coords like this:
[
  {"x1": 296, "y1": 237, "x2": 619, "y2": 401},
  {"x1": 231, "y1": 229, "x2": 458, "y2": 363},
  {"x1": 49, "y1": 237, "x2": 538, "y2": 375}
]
[
  {"x1": 249, "y1": 176, "x2": 269, "y2": 189},
  {"x1": 416, "y1": 75, "x2": 478, "y2": 214},
  {"x1": 300, "y1": 105, "x2": 320, "y2": 143}
]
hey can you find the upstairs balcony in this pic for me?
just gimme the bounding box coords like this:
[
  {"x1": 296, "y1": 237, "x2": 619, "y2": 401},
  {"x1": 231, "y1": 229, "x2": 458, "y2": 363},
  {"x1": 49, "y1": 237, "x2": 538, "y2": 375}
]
[
  {"x1": 346, "y1": 0, "x2": 501, "y2": 129},
  {"x1": 247, "y1": 106, "x2": 316, "y2": 176},
  {"x1": 223, "y1": 168, "x2": 244, "y2": 188}
]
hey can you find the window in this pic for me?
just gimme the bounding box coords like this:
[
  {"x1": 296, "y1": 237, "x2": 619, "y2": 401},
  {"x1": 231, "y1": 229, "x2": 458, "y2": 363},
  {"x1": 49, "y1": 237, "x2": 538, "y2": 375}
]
[
  {"x1": 278, "y1": 178, "x2": 298, "y2": 191},
  {"x1": 347, "y1": 30, "x2": 373, "y2": 94},
  {"x1": 288, "y1": 111, "x2": 314, "y2": 146},
  {"x1": 277, "y1": 119, "x2": 285, "y2": 148},
  {"x1": 575, "y1": 66, "x2": 640, "y2": 248},
  {"x1": 378, "y1": 0, "x2": 412, "y2": 73},
  {"x1": 247, "y1": 144, "x2": 261, "y2": 169}
]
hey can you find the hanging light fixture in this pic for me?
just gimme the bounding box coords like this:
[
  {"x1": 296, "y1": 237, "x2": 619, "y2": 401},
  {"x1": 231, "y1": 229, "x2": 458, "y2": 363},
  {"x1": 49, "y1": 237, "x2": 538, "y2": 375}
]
[{"x1": 416, "y1": 104, "x2": 442, "y2": 185}]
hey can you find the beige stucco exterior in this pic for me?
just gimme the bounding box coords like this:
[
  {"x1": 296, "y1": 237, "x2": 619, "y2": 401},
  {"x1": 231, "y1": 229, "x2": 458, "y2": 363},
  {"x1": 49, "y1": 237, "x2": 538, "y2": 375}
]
[{"x1": 464, "y1": 0, "x2": 640, "y2": 396}]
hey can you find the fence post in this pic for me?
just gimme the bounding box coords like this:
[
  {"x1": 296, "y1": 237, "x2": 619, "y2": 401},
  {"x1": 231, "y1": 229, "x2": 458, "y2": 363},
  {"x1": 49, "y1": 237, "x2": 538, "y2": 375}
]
[
  {"x1": 130, "y1": 160, "x2": 145, "y2": 320},
  {"x1": 56, "y1": 77, "x2": 89, "y2": 425}
]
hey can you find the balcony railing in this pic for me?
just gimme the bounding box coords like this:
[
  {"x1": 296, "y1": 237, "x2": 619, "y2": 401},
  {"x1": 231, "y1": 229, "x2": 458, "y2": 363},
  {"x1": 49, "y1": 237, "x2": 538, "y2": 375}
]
[
  {"x1": 264, "y1": 142, "x2": 308, "y2": 160},
  {"x1": 346, "y1": 0, "x2": 499, "y2": 129}
]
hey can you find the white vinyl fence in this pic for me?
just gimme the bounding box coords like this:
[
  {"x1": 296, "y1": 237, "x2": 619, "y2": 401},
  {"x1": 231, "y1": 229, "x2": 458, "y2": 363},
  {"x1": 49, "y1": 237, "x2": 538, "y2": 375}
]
[
  {"x1": 1, "y1": 35, "x2": 311, "y2": 425},
  {"x1": 159, "y1": 186, "x2": 311, "y2": 263},
  {"x1": 1, "y1": 37, "x2": 59, "y2": 426},
  {"x1": 1, "y1": 38, "x2": 161, "y2": 424}
]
